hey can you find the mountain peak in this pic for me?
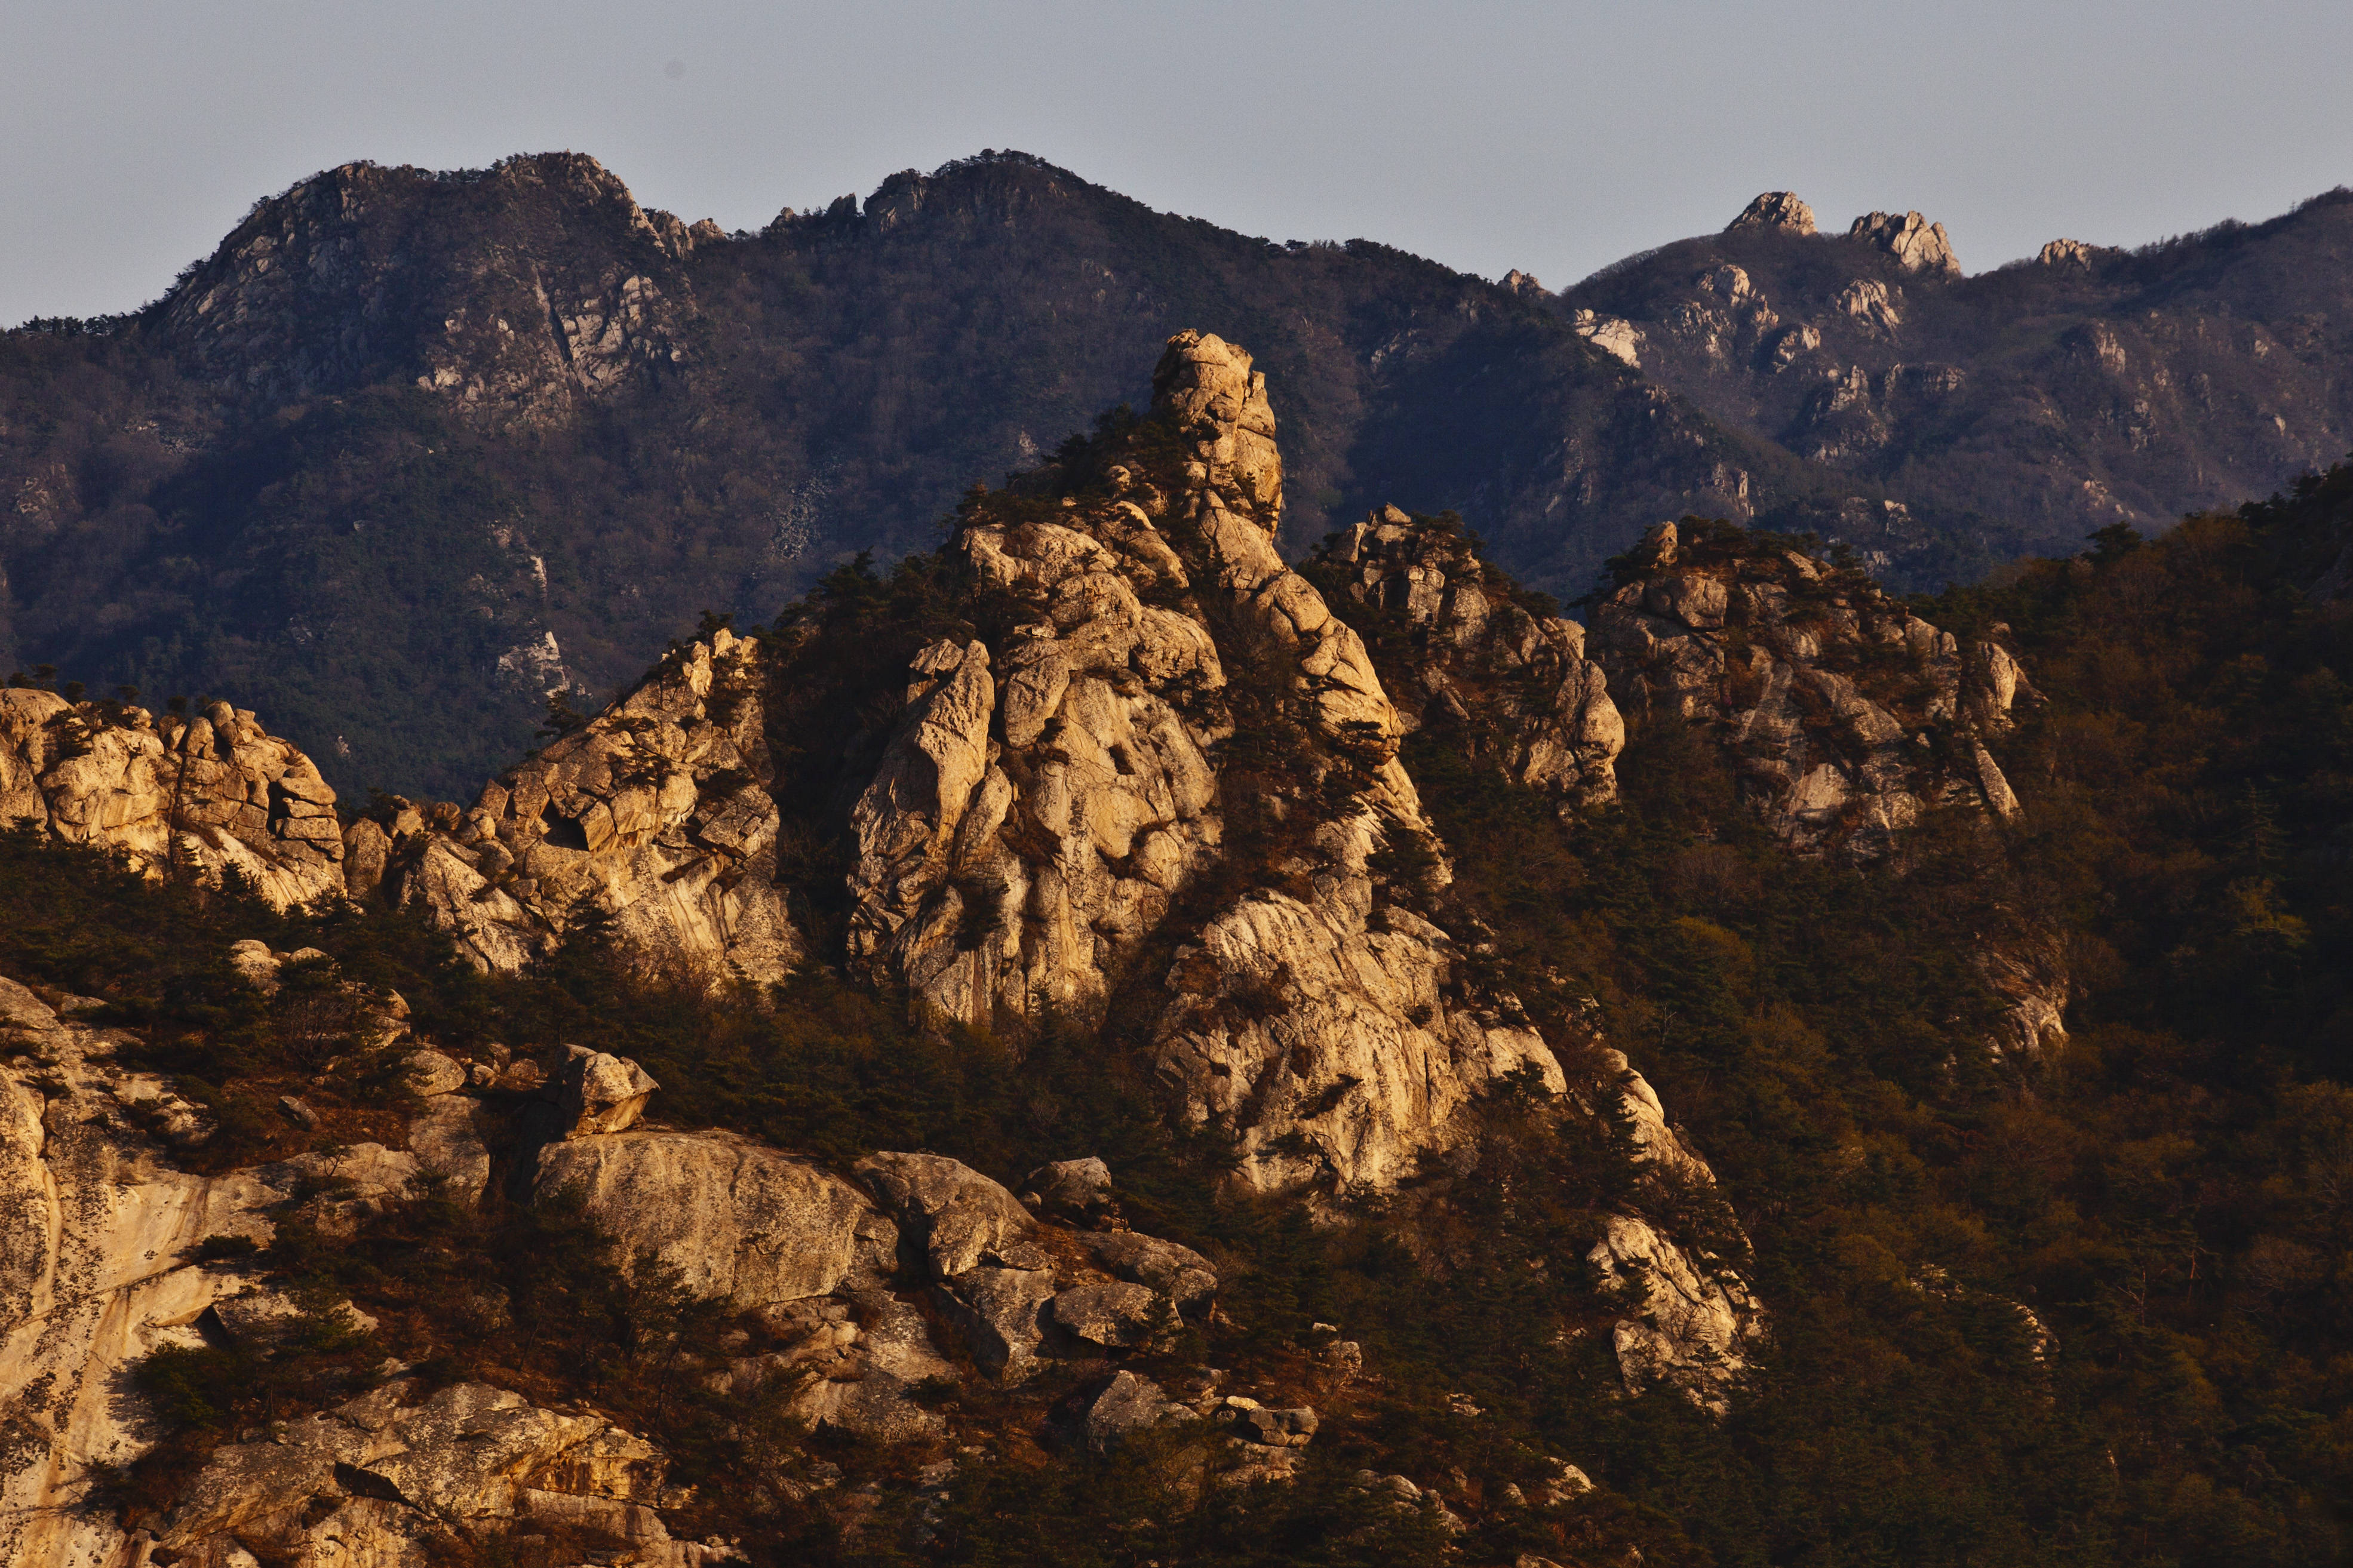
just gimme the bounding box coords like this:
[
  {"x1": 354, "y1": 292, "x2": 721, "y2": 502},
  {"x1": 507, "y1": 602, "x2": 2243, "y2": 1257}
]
[
  {"x1": 1847, "y1": 208, "x2": 1961, "y2": 275},
  {"x1": 1727, "y1": 190, "x2": 1818, "y2": 235}
]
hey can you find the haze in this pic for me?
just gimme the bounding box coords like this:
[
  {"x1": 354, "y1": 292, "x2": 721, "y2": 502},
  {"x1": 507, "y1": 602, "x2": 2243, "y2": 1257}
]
[{"x1": 7, "y1": 0, "x2": 2352, "y2": 327}]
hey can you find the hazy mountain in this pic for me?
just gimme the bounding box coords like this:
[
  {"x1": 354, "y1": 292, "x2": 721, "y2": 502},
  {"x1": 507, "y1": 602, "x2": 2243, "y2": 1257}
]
[
  {"x1": 4, "y1": 153, "x2": 2349, "y2": 798},
  {"x1": 1557, "y1": 186, "x2": 2353, "y2": 569}
]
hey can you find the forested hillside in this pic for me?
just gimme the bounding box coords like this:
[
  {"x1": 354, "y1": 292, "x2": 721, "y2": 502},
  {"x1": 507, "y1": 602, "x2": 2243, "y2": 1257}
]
[{"x1": 8, "y1": 152, "x2": 2352, "y2": 800}]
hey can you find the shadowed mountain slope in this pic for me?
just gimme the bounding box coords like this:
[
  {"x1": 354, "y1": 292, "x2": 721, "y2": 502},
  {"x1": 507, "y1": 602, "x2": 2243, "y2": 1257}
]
[{"x1": 7, "y1": 156, "x2": 2353, "y2": 802}]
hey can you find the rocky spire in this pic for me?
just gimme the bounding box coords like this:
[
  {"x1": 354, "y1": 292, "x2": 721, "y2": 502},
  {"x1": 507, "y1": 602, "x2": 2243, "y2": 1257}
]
[
  {"x1": 1847, "y1": 210, "x2": 1961, "y2": 275},
  {"x1": 840, "y1": 332, "x2": 1569, "y2": 1195}
]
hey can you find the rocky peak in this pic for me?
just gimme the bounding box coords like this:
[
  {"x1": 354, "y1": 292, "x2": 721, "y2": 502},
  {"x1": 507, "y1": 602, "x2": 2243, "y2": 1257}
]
[
  {"x1": 1592, "y1": 517, "x2": 2030, "y2": 857},
  {"x1": 1500, "y1": 268, "x2": 1549, "y2": 296},
  {"x1": 2036, "y1": 236, "x2": 2114, "y2": 270},
  {"x1": 156, "y1": 152, "x2": 694, "y2": 426},
  {"x1": 1726, "y1": 191, "x2": 1818, "y2": 235},
  {"x1": 368, "y1": 628, "x2": 799, "y2": 985},
  {"x1": 835, "y1": 331, "x2": 1562, "y2": 1192},
  {"x1": 1846, "y1": 210, "x2": 1961, "y2": 276},
  {"x1": 1, "y1": 690, "x2": 345, "y2": 909},
  {"x1": 1308, "y1": 506, "x2": 1623, "y2": 807}
]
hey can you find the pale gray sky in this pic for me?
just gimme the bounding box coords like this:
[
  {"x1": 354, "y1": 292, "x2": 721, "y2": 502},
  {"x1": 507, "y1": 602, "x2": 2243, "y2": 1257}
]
[{"x1": 7, "y1": 0, "x2": 2352, "y2": 326}]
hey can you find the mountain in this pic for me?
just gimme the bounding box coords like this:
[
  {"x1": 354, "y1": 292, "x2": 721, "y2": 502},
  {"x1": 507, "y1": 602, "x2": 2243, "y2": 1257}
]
[
  {"x1": 0, "y1": 151, "x2": 1767, "y2": 801},
  {"x1": 1558, "y1": 186, "x2": 2353, "y2": 571},
  {"x1": 13, "y1": 328, "x2": 2351, "y2": 1566},
  {"x1": 5, "y1": 150, "x2": 2352, "y2": 814}
]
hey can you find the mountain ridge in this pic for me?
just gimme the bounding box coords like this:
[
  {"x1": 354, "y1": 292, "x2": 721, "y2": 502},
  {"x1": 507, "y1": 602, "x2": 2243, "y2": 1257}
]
[{"x1": 7, "y1": 150, "x2": 2353, "y2": 805}]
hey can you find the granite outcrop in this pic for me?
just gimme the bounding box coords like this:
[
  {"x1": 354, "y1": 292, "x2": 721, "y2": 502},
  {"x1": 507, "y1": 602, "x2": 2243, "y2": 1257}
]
[
  {"x1": 839, "y1": 331, "x2": 1571, "y2": 1194},
  {"x1": 0, "y1": 691, "x2": 346, "y2": 909},
  {"x1": 1309, "y1": 506, "x2": 1624, "y2": 807},
  {"x1": 370, "y1": 629, "x2": 802, "y2": 984},
  {"x1": 1591, "y1": 518, "x2": 2032, "y2": 857}
]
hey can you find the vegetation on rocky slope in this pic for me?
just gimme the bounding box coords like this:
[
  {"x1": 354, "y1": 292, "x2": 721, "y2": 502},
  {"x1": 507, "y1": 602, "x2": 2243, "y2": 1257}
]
[{"x1": 4, "y1": 457, "x2": 2348, "y2": 1564}]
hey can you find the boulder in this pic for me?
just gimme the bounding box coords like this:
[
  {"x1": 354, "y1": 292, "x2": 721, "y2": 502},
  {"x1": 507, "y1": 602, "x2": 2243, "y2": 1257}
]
[
  {"x1": 1084, "y1": 1371, "x2": 1200, "y2": 1453},
  {"x1": 1048, "y1": 1281, "x2": 1166, "y2": 1348},
  {"x1": 404, "y1": 1048, "x2": 468, "y2": 1097},
  {"x1": 855, "y1": 1151, "x2": 1049, "y2": 1277},
  {"x1": 1084, "y1": 1231, "x2": 1218, "y2": 1316},
  {"x1": 1222, "y1": 1400, "x2": 1317, "y2": 1447},
  {"x1": 533, "y1": 1130, "x2": 892, "y2": 1306},
  {"x1": 549, "y1": 1044, "x2": 657, "y2": 1136},
  {"x1": 1021, "y1": 1155, "x2": 1115, "y2": 1225},
  {"x1": 409, "y1": 1093, "x2": 493, "y2": 1198},
  {"x1": 936, "y1": 1265, "x2": 1059, "y2": 1375}
]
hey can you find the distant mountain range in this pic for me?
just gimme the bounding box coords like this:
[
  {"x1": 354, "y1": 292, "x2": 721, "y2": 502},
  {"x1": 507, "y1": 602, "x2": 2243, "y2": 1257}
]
[{"x1": 4, "y1": 150, "x2": 2348, "y2": 796}]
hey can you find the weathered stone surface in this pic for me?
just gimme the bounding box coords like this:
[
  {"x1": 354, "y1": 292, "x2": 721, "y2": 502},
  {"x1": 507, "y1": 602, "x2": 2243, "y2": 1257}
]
[
  {"x1": 1727, "y1": 191, "x2": 1817, "y2": 235},
  {"x1": 855, "y1": 1151, "x2": 1049, "y2": 1275},
  {"x1": 410, "y1": 1092, "x2": 494, "y2": 1198},
  {"x1": 383, "y1": 630, "x2": 802, "y2": 985},
  {"x1": 1085, "y1": 1371, "x2": 1200, "y2": 1453},
  {"x1": 549, "y1": 1043, "x2": 659, "y2": 1136},
  {"x1": 406, "y1": 1047, "x2": 469, "y2": 1097},
  {"x1": 1847, "y1": 210, "x2": 1961, "y2": 276},
  {"x1": 155, "y1": 1378, "x2": 724, "y2": 1566},
  {"x1": 838, "y1": 333, "x2": 1569, "y2": 1195},
  {"x1": 938, "y1": 1265, "x2": 1059, "y2": 1374},
  {"x1": 1048, "y1": 1281, "x2": 1166, "y2": 1348},
  {"x1": 1313, "y1": 506, "x2": 1623, "y2": 807},
  {"x1": 1021, "y1": 1155, "x2": 1116, "y2": 1225},
  {"x1": 1588, "y1": 1212, "x2": 1761, "y2": 1412},
  {"x1": 0, "y1": 978, "x2": 324, "y2": 1567},
  {"x1": 1083, "y1": 1231, "x2": 1219, "y2": 1317},
  {"x1": 1230, "y1": 1402, "x2": 1319, "y2": 1448},
  {"x1": 535, "y1": 1130, "x2": 893, "y2": 1306},
  {"x1": 2037, "y1": 237, "x2": 2112, "y2": 270},
  {"x1": 1591, "y1": 519, "x2": 2033, "y2": 858},
  {"x1": 1571, "y1": 308, "x2": 1644, "y2": 367},
  {"x1": 0, "y1": 691, "x2": 347, "y2": 909},
  {"x1": 207, "y1": 1287, "x2": 376, "y2": 1348}
]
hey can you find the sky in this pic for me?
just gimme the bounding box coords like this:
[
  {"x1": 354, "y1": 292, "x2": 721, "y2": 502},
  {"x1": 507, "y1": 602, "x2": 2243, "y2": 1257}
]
[{"x1": 6, "y1": 0, "x2": 2353, "y2": 327}]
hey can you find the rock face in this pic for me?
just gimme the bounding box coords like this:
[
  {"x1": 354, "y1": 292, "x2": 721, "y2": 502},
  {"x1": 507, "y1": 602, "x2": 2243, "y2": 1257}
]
[
  {"x1": 852, "y1": 1151, "x2": 1218, "y2": 1378},
  {"x1": 1310, "y1": 506, "x2": 1624, "y2": 807},
  {"x1": 0, "y1": 691, "x2": 346, "y2": 909},
  {"x1": 377, "y1": 629, "x2": 801, "y2": 983},
  {"x1": 1589, "y1": 1213, "x2": 1761, "y2": 1413},
  {"x1": 160, "y1": 152, "x2": 695, "y2": 429},
  {"x1": 2036, "y1": 237, "x2": 2112, "y2": 270},
  {"x1": 1559, "y1": 1044, "x2": 1765, "y2": 1410},
  {"x1": 1727, "y1": 192, "x2": 1817, "y2": 235},
  {"x1": 152, "y1": 1378, "x2": 728, "y2": 1567},
  {"x1": 1570, "y1": 308, "x2": 1644, "y2": 368},
  {"x1": 535, "y1": 1130, "x2": 895, "y2": 1305},
  {"x1": 0, "y1": 971, "x2": 493, "y2": 1567},
  {"x1": 1846, "y1": 210, "x2": 1961, "y2": 276},
  {"x1": 1084, "y1": 1370, "x2": 1200, "y2": 1453},
  {"x1": 840, "y1": 331, "x2": 1565, "y2": 1193},
  {"x1": 1591, "y1": 518, "x2": 2032, "y2": 857}
]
